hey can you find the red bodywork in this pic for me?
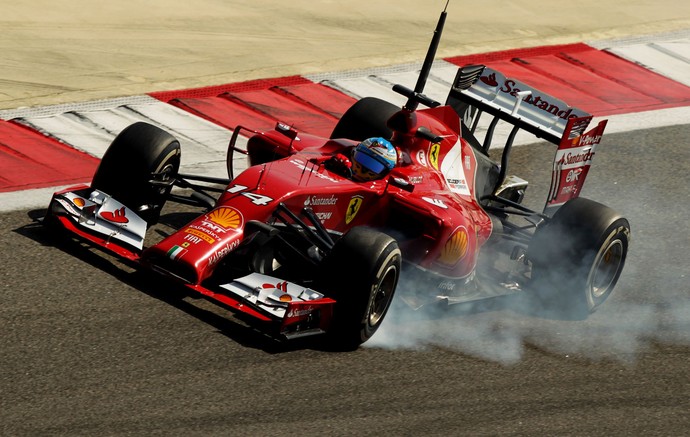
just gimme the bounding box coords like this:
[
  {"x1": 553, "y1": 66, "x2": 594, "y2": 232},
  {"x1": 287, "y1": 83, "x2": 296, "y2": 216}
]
[
  {"x1": 46, "y1": 103, "x2": 498, "y2": 337},
  {"x1": 45, "y1": 75, "x2": 607, "y2": 340},
  {"x1": 144, "y1": 105, "x2": 492, "y2": 286},
  {"x1": 132, "y1": 105, "x2": 494, "y2": 335}
]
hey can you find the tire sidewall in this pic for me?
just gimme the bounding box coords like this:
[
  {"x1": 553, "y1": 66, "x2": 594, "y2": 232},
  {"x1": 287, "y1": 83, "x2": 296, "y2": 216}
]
[
  {"x1": 359, "y1": 244, "x2": 401, "y2": 339},
  {"x1": 583, "y1": 221, "x2": 630, "y2": 310},
  {"x1": 322, "y1": 227, "x2": 401, "y2": 348}
]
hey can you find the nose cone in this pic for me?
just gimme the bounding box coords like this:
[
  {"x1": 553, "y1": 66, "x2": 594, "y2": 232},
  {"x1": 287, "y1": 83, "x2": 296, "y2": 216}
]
[{"x1": 142, "y1": 206, "x2": 246, "y2": 284}]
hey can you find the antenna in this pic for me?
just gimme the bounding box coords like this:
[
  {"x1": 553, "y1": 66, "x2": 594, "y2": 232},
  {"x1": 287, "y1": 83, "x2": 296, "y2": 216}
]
[{"x1": 405, "y1": 0, "x2": 448, "y2": 110}]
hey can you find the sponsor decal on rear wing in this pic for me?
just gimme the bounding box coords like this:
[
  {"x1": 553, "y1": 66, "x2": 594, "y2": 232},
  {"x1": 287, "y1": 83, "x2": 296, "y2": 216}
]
[{"x1": 446, "y1": 65, "x2": 592, "y2": 145}]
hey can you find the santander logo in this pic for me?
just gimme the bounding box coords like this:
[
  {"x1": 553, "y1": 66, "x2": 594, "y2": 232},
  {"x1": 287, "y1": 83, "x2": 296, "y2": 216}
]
[
  {"x1": 558, "y1": 149, "x2": 595, "y2": 166},
  {"x1": 479, "y1": 73, "x2": 577, "y2": 120}
]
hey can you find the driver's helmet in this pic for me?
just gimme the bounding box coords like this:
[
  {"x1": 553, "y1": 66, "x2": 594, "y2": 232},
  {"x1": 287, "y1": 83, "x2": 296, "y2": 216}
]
[{"x1": 351, "y1": 137, "x2": 397, "y2": 181}]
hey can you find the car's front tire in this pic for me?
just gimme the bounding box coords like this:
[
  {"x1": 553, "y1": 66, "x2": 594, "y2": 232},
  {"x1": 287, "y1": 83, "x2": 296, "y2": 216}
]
[
  {"x1": 91, "y1": 122, "x2": 181, "y2": 225},
  {"x1": 322, "y1": 227, "x2": 401, "y2": 349}
]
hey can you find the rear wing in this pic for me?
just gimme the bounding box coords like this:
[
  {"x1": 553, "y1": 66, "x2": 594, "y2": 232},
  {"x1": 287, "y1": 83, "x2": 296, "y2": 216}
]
[
  {"x1": 446, "y1": 64, "x2": 607, "y2": 215},
  {"x1": 447, "y1": 65, "x2": 592, "y2": 145}
]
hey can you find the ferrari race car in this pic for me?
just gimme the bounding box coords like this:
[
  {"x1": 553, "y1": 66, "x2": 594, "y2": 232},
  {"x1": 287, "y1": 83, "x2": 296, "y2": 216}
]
[{"x1": 44, "y1": 9, "x2": 630, "y2": 348}]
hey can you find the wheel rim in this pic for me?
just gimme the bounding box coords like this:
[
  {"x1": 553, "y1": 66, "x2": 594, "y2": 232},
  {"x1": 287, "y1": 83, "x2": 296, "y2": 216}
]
[
  {"x1": 155, "y1": 162, "x2": 176, "y2": 195},
  {"x1": 368, "y1": 265, "x2": 397, "y2": 327},
  {"x1": 590, "y1": 239, "x2": 625, "y2": 299}
]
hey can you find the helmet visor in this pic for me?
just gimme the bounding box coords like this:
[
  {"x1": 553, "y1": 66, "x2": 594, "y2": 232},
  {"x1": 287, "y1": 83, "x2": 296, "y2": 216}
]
[{"x1": 352, "y1": 145, "x2": 388, "y2": 176}]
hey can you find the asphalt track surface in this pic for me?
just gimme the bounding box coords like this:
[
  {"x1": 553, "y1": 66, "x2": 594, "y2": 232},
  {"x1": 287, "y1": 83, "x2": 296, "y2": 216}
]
[
  {"x1": 2, "y1": 1, "x2": 690, "y2": 436},
  {"x1": 2, "y1": 124, "x2": 689, "y2": 436}
]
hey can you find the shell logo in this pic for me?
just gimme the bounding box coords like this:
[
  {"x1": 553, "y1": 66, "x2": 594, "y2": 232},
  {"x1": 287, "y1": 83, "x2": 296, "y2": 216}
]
[
  {"x1": 207, "y1": 207, "x2": 242, "y2": 230},
  {"x1": 437, "y1": 227, "x2": 469, "y2": 266},
  {"x1": 73, "y1": 197, "x2": 85, "y2": 207}
]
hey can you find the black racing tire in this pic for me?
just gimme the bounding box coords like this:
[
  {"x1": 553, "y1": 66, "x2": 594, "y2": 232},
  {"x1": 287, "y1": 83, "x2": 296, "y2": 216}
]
[
  {"x1": 330, "y1": 97, "x2": 398, "y2": 141},
  {"x1": 527, "y1": 197, "x2": 631, "y2": 318},
  {"x1": 322, "y1": 227, "x2": 401, "y2": 349},
  {"x1": 91, "y1": 122, "x2": 181, "y2": 225}
]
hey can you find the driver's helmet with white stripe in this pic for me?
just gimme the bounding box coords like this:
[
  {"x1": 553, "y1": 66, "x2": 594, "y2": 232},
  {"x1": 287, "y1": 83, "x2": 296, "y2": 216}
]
[{"x1": 351, "y1": 137, "x2": 397, "y2": 181}]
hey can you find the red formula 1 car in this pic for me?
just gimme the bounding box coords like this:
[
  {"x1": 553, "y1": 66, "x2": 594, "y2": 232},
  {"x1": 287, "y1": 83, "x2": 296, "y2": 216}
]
[{"x1": 44, "y1": 10, "x2": 630, "y2": 348}]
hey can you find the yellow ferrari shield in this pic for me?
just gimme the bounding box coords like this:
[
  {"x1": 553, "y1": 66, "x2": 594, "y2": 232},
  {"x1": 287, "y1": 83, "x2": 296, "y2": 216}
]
[
  {"x1": 345, "y1": 195, "x2": 364, "y2": 224},
  {"x1": 429, "y1": 143, "x2": 441, "y2": 170}
]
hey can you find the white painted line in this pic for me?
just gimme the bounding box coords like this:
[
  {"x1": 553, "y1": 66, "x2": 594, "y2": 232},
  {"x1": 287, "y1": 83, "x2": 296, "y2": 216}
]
[
  {"x1": 6, "y1": 95, "x2": 249, "y2": 175},
  {"x1": 322, "y1": 77, "x2": 407, "y2": 105},
  {"x1": 589, "y1": 28, "x2": 690, "y2": 48},
  {"x1": 0, "y1": 96, "x2": 160, "y2": 120},
  {"x1": 308, "y1": 60, "x2": 458, "y2": 106},
  {"x1": 594, "y1": 105, "x2": 690, "y2": 135},
  {"x1": 590, "y1": 30, "x2": 690, "y2": 86},
  {"x1": 607, "y1": 43, "x2": 690, "y2": 87},
  {"x1": 17, "y1": 113, "x2": 115, "y2": 157}
]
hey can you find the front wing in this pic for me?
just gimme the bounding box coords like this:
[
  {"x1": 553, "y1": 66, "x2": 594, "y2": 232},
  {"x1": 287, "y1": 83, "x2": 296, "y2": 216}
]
[{"x1": 45, "y1": 186, "x2": 336, "y2": 340}]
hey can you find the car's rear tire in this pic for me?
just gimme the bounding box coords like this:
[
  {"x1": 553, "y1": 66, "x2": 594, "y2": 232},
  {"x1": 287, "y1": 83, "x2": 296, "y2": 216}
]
[
  {"x1": 322, "y1": 227, "x2": 401, "y2": 349},
  {"x1": 91, "y1": 122, "x2": 181, "y2": 225},
  {"x1": 527, "y1": 197, "x2": 630, "y2": 318},
  {"x1": 330, "y1": 97, "x2": 398, "y2": 141}
]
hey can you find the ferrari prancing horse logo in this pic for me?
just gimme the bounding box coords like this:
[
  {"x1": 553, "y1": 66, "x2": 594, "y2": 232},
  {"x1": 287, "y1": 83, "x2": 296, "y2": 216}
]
[
  {"x1": 429, "y1": 143, "x2": 441, "y2": 170},
  {"x1": 346, "y1": 195, "x2": 364, "y2": 225}
]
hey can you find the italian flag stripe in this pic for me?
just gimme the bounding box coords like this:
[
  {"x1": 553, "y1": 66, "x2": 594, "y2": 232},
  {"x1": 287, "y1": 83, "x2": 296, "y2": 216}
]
[{"x1": 167, "y1": 245, "x2": 185, "y2": 260}]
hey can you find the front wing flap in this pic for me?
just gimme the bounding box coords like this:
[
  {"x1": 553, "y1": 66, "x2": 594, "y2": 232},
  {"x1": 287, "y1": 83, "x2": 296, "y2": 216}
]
[
  {"x1": 218, "y1": 273, "x2": 335, "y2": 338},
  {"x1": 47, "y1": 186, "x2": 147, "y2": 259}
]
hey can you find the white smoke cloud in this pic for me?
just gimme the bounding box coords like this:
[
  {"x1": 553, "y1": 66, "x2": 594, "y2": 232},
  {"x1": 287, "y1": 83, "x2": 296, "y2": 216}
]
[
  {"x1": 366, "y1": 258, "x2": 690, "y2": 365},
  {"x1": 364, "y1": 121, "x2": 690, "y2": 363}
]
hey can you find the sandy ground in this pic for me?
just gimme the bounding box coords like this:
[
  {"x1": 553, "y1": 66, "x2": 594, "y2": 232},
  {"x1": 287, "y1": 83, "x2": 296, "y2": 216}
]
[{"x1": 2, "y1": 0, "x2": 690, "y2": 109}]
